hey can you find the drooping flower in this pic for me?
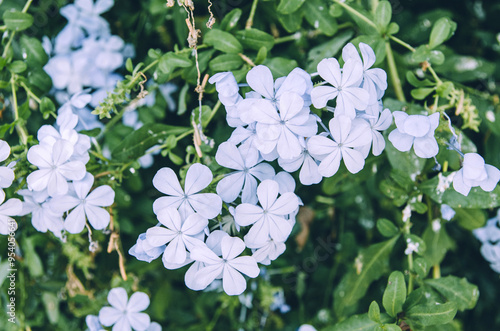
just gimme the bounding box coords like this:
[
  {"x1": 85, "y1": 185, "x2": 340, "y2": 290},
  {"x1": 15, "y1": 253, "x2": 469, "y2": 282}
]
[
  {"x1": 215, "y1": 142, "x2": 275, "y2": 204},
  {"x1": 388, "y1": 111, "x2": 440, "y2": 158},
  {"x1": 146, "y1": 207, "x2": 207, "y2": 267},
  {"x1": 152, "y1": 163, "x2": 222, "y2": 219},
  {"x1": 98, "y1": 287, "x2": 151, "y2": 331},
  {"x1": 452, "y1": 153, "x2": 500, "y2": 196},
  {"x1": 311, "y1": 58, "x2": 369, "y2": 119},
  {"x1": 129, "y1": 232, "x2": 165, "y2": 263},
  {"x1": 49, "y1": 173, "x2": 115, "y2": 233},
  {"x1": 235, "y1": 179, "x2": 300, "y2": 245},
  {"x1": 189, "y1": 235, "x2": 260, "y2": 295},
  {"x1": 307, "y1": 115, "x2": 372, "y2": 177}
]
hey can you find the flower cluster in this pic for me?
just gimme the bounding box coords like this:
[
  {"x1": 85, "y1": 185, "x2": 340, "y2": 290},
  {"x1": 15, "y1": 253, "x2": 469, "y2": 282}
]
[
  {"x1": 473, "y1": 210, "x2": 500, "y2": 273},
  {"x1": 22, "y1": 110, "x2": 114, "y2": 238},
  {"x1": 43, "y1": 0, "x2": 132, "y2": 106},
  {"x1": 86, "y1": 287, "x2": 161, "y2": 331}
]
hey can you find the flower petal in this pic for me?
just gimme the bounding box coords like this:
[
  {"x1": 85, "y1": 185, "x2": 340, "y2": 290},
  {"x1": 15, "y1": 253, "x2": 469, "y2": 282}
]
[
  {"x1": 152, "y1": 167, "x2": 183, "y2": 196},
  {"x1": 185, "y1": 163, "x2": 213, "y2": 195},
  {"x1": 107, "y1": 287, "x2": 128, "y2": 310},
  {"x1": 126, "y1": 292, "x2": 150, "y2": 313},
  {"x1": 246, "y1": 65, "x2": 274, "y2": 99},
  {"x1": 221, "y1": 236, "x2": 245, "y2": 260}
]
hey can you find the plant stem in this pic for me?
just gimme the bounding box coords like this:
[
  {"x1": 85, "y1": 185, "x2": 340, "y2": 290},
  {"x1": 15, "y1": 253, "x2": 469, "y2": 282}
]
[
  {"x1": 20, "y1": 81, "x2": 41, "y2": 104},
  {"x1": 175, "y1": 129, "x2": 195, "y2": 142},
  {"x1": 389, "y1": 35, "x2": 415, "y2": 52},
  {"x1": 385, "y1": 41, "x2": 406, "y2": 102},
  {"x1": 407, "y1": 253, "x2": 414, "y2": 294},
  {"x1": 11, "y1": 77, "x2": 28, "y2": 145},
  {"x1": 333, "y1": 0, "x2": 378, "y2": 30},
  {"x1": 245, "y1": 0, "x2": 259, "y2": 29},
  {"x1": 205, "y1": 100, "x2": 221, "y2": 126},
  {"x1": 274, "y1": 32, "x2": 301, "y2": 44},
  {"x1": 2, "y1": 31, "x2": 16, "y2": 58},
  {"x1": 428, "y1": 66, "x2": 442, "y2": 84}
]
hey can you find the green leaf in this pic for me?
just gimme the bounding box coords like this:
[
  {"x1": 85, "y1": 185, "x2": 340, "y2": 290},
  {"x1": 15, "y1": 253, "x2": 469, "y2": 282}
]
[
  {"x1": 385, "y1": 140, "x2": 426, "y2": 179},
  {"x1": 374, "y1": 1, "x2": 392, "y2": 30},
  {"x1": 264, "y1": 57, "x2": 298, "y2": 78},
  {"x1": 79, "y1": 128, "x2": 102, "y2": 137},
  {"x1": 454, "y1": 208, "x2": 486, "y2": 230},
  {"x1": 125, "y1": 58, "x2": 134, "y2": 72},
  {"x1": 42, "y1": 292, "x2": 60, "y2": 324},
  {"x1": 436, "y1": 81, "x2": 454, "y2": 98},
  {"x1": 382, "y1": 271, "x2": 406, "y2": 318},
  {"x1": 20, "y1": 36, "x2": 48, "y2": 67},
  {"x1": 405, "y1": 302, "x2": 457, "y2": 327},
  {"x1": 411, "y1": 87, "x2": 435, "y2": 100},
  {"x1": 429, "y1": 18, "x2": 457, "y2": 49},
  {"x1": 387, "y1": 22, "x2": 399, "y2": 35},
  {"x1": 425, "y1": 276, "x2": 479, "y2": 311},
  {"x1": 7, "y1": 60, "x2": 27, "y2": 73},
  {"x1": 112, "y1": 124, "x2": 191, "y2": 162},
  {"x1": 255, "y1": 47, "x2": 267, "y2": 65},
  {"x1": 413, "y1": 258, "x2": 429, "y2": 279},
  {"x1": 23, "y1": 237, "x2": 44, "y2": 277},
  {"x1": 40, "y1": 97, "x2": 55, "y2": 116},
  {"x1": 277, "y1": 0, "x2": 306, "y2": 14},
  {"x1": 368, "y1": 301, "x2": 381, "y2": 323},
  {"x1": 303, "y1": 0, "x2": 338, "y2": 36},
  {"x1": 209, "y1": 54, "x2": 243, "y2": 72},
  {"x1": 158, "y1": 52, "x2": 192, "y2": 74},
  {"x1": 236, "y1": 29, "x2": 274, "y2": 51},
  {"x1": 376, "y1": 218, "x2": 399, "y2": 238},
  {"x1": 422, "y1": 223, "x2": 455, "y2": 265},
  {"x1": 277, "y1": 10, "x2": 304, "y2": 33},
  {"x1": 3, "y1": 11, "x2": 33, "y2": 31},
  {"x1": 306, "y1": 30, "x2": 353, "y2": 72},
  {"x1": 204, "y1": 29, "x2": 243, "y2": 54},
  {"x1": 420, "y1": 174, "x2": 500, "y2": 209},
  {"x1": 333, "y1": 236, "x2": 399, "y2": 317},
  {"x1": 403, "y1": 287, "x2": 442, "y2": 311},
  {"x1": 220, "y1": 8, "x2": 242, "y2": 31},
  {"x1": 327, "y1": 313, "x2": 392, "y2": 331},
  {"x1": 406, "y1": 71, "x2": 434, "y2": 88}
]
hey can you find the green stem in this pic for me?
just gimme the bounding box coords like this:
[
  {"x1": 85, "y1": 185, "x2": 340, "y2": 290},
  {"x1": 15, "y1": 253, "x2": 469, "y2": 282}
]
[
  {"x1": 175, "y1": 129, "x2": 194, "y2": 142},
  {"x1": 126, "y1": 59, "x2": 159, "y2": 89},
  {"x1": 206, "y1": 305, "x2": 224, "y2": 331},
  {"x1": 205, "y1": 100, "x2": 221, "y2": 126},
  {"x1": 274, "y1": 33, "x2": 302, "y2": 44},
  {"x1": 245, "y1": 0, "x2": 259, "y2": 29},
  {"x1": 20, "y1": 81, "x2": 41, "y2": 104},
  {"x1": 333, "y1": 0, "x2": 378, "y2": 29},
  {"x1": 22, "y1": 0, "x2": 33, "y2": 12},
  {"x1": 11, "y1": 77, "x2": 28, "y2": 145},
  {"x1": 407, "y1": 253, "x2": 414, "y2": 294},
  {"x1": 428, "y1": 66, "x2": 442, "y2": 84},
  {"x1": 2, "y1": 31, "x2": 16, "y2": 58},
  {"x1": 385, "y1": 41, "x2": 406, "y2": 102},
  {"x1": 389, "y1": 35, "x2": 415, "y2": 52}
]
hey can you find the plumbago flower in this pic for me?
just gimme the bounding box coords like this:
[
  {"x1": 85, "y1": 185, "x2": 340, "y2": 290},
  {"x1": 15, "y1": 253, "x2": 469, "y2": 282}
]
[
  {"x1": 189, "y1": 235, "x2": 260, "y2": 295},
  {"x1": 98, "y1": 287, "x2": 151, "y2": 331},
  {"x1": 278, "y1": 137, "x2": 322, "y2": 186},
  {"x1": 129, "y1": 232, "x2": 165, "y2": 263},
  {"x1": 152, "y1": 163, "x2": 222, "y2": 219},
  {"x1": 18, "y1": 190, "x2": 64, "y2": 237},
  {"x1": 146, "y1": 207, "x2": 207, "y2": 267},
  {"x1": 311, "y1": 58, "x2": 369, "y2": 119},
  {"x1": 307, "y1": 115, "x2": 372, "y2": 177},
  {"x1": 235, "y1": 179, "x2": 300, "y2": 246},
  {"x1": 49, "y1": 173, "x2": 115, "y2": 233},
  {"x1": 0, "y1": 140, "x2": 15, "y2": 197},
  {"x1": 215, "y1": 141, "x2": 275, "y2": 204},
  {"x1": 342, "y1": 42, "x2": 388, "y2": 104},
  {"x1": 357, "y1": 103, "x2": 393, "y2": 157},
  {"x1": 0, "y1": 193, "x2": 23, "y2": 235},
  {"x1": 452, "y1": 153, "x2": 500, "y2": 196},
  {"x1": 241, "y1": 91, "x2": 318, "y2": 159},
  {"x1": 27, "y1": 139, "x2": 86, "y2": 197},
  {"x1": 388, "y1": 111, "x2": 440, "y2": 158},
  {"x1": 473, "y1": 213, "x2": 500, "y2": 273}
]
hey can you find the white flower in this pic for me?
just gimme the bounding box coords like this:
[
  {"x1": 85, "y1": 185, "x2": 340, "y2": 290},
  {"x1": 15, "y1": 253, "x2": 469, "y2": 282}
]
[
  {"x1": 215, "y1": 142, "x2": 275, "y2": 204},
  {"x1": 342, "y1": 42, "x2": 388, "y2": 104},
  {"x1": 452, "y1": 153, "x2": 500, "y2": 196},
  {"x1": 247, "y1": 237, "x2": 286, "y2": 265},
  {"x1": 243, "y1": 91, "x2": 318, "y2": 159},
  {"x1": 86, "y1": 315, "x2": 105, "y2": 331},
  {"x1": 388, "y1": 111, "x2": 440, "y2": 158},
  {"x1": 311, "y1": 58, "x2": 369, "y2": 118},
  {"x1": 278, "y1": 137, "x2": 322, "y2": 186},
  {"x1": 190, "y1": 236, "x2": 260, "y2": 295},
  {"x1": 129, "y1": 233, "x2": 165, "y2": 263},
  {"x1": 209, "y1": 72, "x2": 241, "y2": 107},
  {"x1": 18, "y1": 190, "x2": 64, "y2": 237},
  {"x1": 146, "y1": 207, "x2": 207, "y2": 267},
  {"x1": 99, "y1": 287, "x2": 151, "y2": 331},
  {"x1": 298, "y1": 325, "x2": 317, "y2": 331},
  {"x1": 473, "y1": 217, "x2": 500, "y2": 273},
  {"x1": 440, "y1": 204, "x2": 455, "y2": 221},
  {"x1": 152, "y1": 164, "x2": 222, "y2": 219},
  {"x1": 357, "y1": 105, "x2": 393, "y2": 157},
  {"x1": 49, "y1": 173, "x2": 114, "y2": 233},
  {"x1": 0, "y1": 193, "x2": 22, "y2": 235},
  {"x1": 0, "y1": 140, "x2": 15, "y2": 195},
  {"x1": 235, "y1": 179, "x2": 299, "y2": 246},
  {"x1": 27, "y1": 139, "x2": 86, "y2": 197},
  {"x1": 307, "y1": 115, "x2": 371, "y2": 177}
]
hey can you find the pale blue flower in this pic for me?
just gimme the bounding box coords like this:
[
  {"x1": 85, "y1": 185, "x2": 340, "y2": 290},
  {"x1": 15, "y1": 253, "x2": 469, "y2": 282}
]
[
  {"x1": 453, "y1": 153, "x2": 500, "y2": 196},
  {"x1": 99, "y1": 287, "x2": 151, "y2": 331}
]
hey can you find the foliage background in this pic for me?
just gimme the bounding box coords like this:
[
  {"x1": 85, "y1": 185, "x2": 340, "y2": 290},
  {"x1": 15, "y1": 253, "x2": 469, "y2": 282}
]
[{"x1": 0, "y1": 0, "x2": 499, "y2": 330}]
